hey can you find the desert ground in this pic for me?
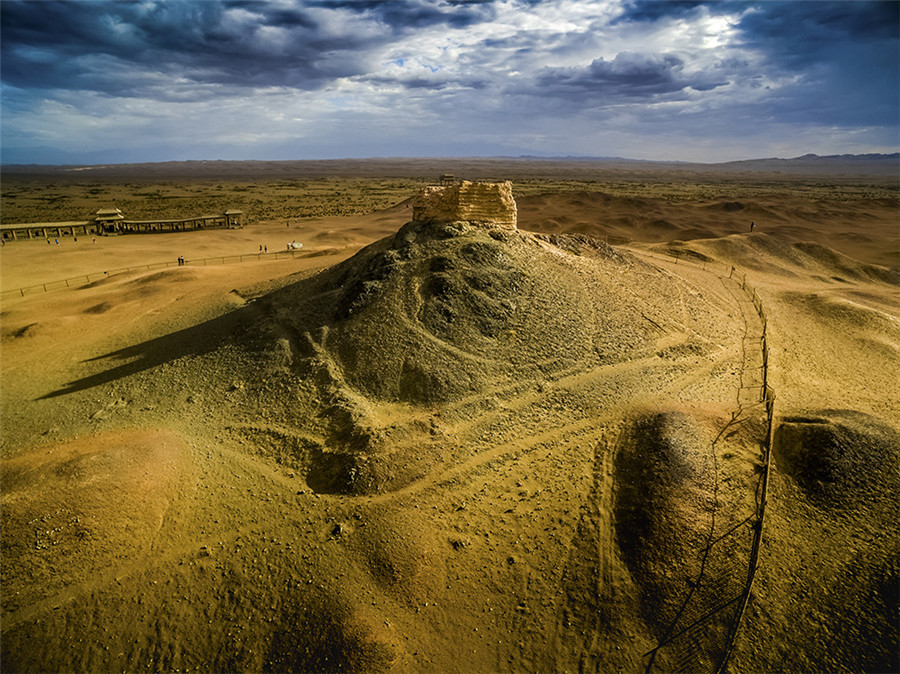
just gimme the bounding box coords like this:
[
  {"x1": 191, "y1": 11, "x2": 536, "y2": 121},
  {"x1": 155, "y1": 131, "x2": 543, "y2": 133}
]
[{"x1": 1, "y1": 157, "x2": 898, "y2": 673}]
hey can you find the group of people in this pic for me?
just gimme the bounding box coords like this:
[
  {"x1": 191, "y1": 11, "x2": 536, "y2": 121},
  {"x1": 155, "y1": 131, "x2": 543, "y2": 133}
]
[
  {"x1": 43, "y1": 236, "x2": 96, "y2": 245},
  {"x1": 261, "y1": 241, "x2": 303, "y2": 251},
  {"x1": 177, "y1": 256, "x2": 186, "y2": 266}
]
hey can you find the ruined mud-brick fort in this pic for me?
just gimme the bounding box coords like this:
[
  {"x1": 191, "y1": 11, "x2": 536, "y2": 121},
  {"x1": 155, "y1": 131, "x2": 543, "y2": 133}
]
[{"x1": 412, "y1": 175, "x2": 517, "y2": 228}]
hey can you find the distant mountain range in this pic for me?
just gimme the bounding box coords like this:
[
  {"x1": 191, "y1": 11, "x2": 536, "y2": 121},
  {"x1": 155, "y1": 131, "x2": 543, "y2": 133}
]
[
  {"x1": 725, "y1": 153, "x2": 899, "y2": 163},
  {"x1": 714, "y1": 153, "x2": 899, "y2": 176},
  {"x1": 517, "y1": 152, "x2": 900, "y2": 165}
]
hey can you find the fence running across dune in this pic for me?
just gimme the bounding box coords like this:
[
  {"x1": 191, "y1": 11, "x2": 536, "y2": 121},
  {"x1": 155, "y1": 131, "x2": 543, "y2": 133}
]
[
  {"x1": 633, "y1": 248, "x2": 776, "y2": 674},
  {"x1": 0, "y1": 248, "x2": 315, "y2": 299}
]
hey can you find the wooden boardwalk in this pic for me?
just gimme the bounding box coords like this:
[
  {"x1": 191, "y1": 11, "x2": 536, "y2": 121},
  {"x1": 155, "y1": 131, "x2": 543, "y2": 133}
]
[{"x1": 2, "y1": 210, "x2": 243, "y2": 242}]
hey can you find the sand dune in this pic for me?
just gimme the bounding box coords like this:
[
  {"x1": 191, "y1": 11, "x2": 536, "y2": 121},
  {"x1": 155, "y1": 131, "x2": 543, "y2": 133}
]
[{"x1": 517, "y1": 190, "x2": 900, "y2": 269}]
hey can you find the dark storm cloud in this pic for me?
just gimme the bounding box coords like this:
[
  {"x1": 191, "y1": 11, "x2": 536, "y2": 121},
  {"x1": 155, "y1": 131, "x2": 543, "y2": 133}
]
[
  {"x1": 734, "y1": 1, "x2": 900, "y2": 127},
  {"x1": 735, "y1": 0, "x2": 899, "y2": 57},
  {"x1": 0, "y1": 0, "x2": 511, "y2": 99},
  {"x1": 6, "y1": 0, "x2": 894, "y2": 106},
  {"x1": 1, "y1": 0, "x2": 383, "y2": 94},
  {"x1": 304, "y1": 0, "x2": 495, "y2": 29},
  {"x1": 534, "y1": 52, "x2": 726, "y2": 100},
  {"x1": 613, "y1": 0, "x2": 711, "y2": 23},
  {"x1": 613, "y1": 0, "x2": 898, "y2": 71},
  {"x1": 616, "y1": 0, "x2": 899, "y2": 68},
  {"x1": 619, "y1": 0, "x2": 898, "y2": 41}
]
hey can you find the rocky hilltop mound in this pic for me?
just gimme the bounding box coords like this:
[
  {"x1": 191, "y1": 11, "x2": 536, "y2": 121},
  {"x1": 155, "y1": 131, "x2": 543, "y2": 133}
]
[
  {"x1": 266, "y1": 219, "x2": 633, "y2": 405},
  {"x1": 242, "y1": 181, "x2": 740, "y2": 495}
]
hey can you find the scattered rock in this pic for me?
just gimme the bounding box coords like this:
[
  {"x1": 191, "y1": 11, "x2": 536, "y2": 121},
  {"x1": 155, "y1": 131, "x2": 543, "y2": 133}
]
[{"x1": 449, "y1": 536, "x2": 471, "y2": 550}]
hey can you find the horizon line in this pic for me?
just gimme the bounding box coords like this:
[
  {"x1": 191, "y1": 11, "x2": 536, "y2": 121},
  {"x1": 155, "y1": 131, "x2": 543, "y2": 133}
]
[{"x1": 3, "y1": 152, "x2": 899, "y2": 170}]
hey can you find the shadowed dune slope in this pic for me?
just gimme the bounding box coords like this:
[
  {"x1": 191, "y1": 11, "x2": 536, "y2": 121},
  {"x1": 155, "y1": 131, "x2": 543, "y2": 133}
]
[
  {"x1": 615, "y1": 411, "x2": 717, "y2": 628},
  {"x1": 775, "y1": 410, "x2": 900, "y2": 510}
]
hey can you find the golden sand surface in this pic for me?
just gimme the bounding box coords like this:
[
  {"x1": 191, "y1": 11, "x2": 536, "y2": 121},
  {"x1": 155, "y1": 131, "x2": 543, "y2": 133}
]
[{"x1": 1, "y1": 160, "x2": 897, "y2": 673}]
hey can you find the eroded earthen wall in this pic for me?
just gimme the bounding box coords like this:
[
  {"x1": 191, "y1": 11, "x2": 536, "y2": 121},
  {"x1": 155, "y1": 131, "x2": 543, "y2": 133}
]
[{"x1": 412, "y1": 180, "x2": 517, "y2": 228}]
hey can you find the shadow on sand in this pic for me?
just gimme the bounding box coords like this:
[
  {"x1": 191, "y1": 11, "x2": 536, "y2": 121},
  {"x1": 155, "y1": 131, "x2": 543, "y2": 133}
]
[{"x1": 38, "y1": 306, "x2": 253, "y2": 400}]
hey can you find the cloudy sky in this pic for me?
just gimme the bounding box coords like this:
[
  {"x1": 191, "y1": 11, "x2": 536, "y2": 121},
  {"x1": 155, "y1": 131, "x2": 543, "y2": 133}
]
[{"x1": 1, "y1": 0, "x2": 898, "y2": 165}]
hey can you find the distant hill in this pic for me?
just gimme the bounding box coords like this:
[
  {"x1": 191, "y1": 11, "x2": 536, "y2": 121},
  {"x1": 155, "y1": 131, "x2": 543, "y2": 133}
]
[
  {"x1": 790, "y1": 153, "x2": 899, "y2": 160},
  {"x1": 718, "y1": 153, "x2": 899, "y2": 175}
]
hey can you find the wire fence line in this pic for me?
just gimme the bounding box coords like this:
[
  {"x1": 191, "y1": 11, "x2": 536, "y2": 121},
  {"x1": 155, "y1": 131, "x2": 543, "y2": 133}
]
[
  {"x1": 0, "y1": 248, "x2": 313, "y2": 299},
  {"x1": 633, "y1": 247, "x2": 775, "y2": 674}
]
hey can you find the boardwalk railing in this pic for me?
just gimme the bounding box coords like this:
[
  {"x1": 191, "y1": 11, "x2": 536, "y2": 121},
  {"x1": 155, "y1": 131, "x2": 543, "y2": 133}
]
[
  {"x1": 1, "y1": 248, "x2": 312, "y2": 299},
  {"x1": 635, "y1": 248, "x2": 776, "y2": 674}
]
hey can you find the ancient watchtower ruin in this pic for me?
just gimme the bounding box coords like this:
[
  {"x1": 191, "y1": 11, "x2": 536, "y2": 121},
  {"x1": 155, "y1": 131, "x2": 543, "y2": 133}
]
[{"x1": 411, "y1": 179, "x2": 517, "y2": 228}]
